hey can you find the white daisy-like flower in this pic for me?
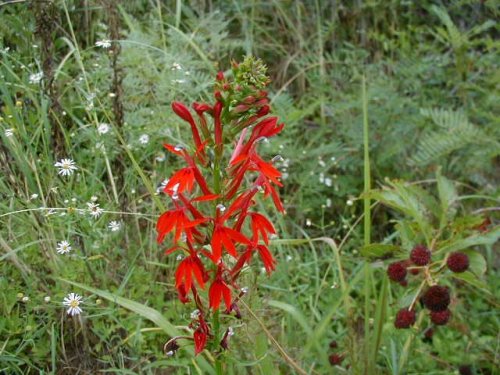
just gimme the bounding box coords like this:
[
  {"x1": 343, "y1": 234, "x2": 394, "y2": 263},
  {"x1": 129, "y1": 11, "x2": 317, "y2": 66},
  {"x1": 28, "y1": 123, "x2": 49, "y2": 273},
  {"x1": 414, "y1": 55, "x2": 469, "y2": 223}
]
[
  {"x1": 139, "y1": 134, "x2": 149, "y2": 145},
  {"x1": 63, "y1": 293, "x2": 83, "y2": 316},
  {"x1": 155, "y1": 153, "x2": 166, "y2": 162},
  {"x1": 97, "y1": 123, "x2": 110, "y2": 135},
  {"x1": 22, "y1": 296, "x2": 29, "y2": 303},
  {"x1": 44, "y1": 296, "x2": 51, "y2": 303},
  {"x1": 29, "y1": 72, "x2": 43, "y2": 84},
  {"x1": 346, "y1": 199, "x2": 354, "y2": 206},
  {"x1": 95, "y1": 39, "x2": 111, "y2": 48},
  {"x1": 56, "y1": 240, "x2": 72, "y2": 254},
  {"x1": 54, "y1": 158, "x2": 78, "y2": 176},
  {"x1": 87, "y1": 202, "x2": 104, "y2": 219},
  {"x1": 324, "y1": 177, "x2": 333, "y2": 187},
  {"x1": 5, "y1": 128, "x2": 14, "y2": 137},
  {"x1": 108, "y1": 221, "x2": 121, "y2": 232}
]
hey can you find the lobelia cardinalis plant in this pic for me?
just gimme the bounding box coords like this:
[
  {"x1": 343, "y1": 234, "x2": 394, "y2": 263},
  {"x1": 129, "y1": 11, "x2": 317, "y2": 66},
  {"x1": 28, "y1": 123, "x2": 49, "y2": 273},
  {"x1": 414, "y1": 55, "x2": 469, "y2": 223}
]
[{"x1": 158, "y1": 57, "x2": 285, "y2": 365}]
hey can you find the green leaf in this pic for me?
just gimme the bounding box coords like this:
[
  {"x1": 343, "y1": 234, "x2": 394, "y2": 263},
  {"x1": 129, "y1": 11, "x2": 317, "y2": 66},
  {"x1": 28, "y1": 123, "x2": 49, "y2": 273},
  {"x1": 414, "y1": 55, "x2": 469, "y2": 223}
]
[
  {"x1": 360, "y1": 244, "x2": 402, "y2": 259},
  {"x1": 436, "y1": 168, "x2": 458, "y2": 226},
  {"x1": 436, "y1": 225, "x2": 500, "y2": 254},
  {"x1": 451, "y1": 272, "x2": 491, "y2": 294},
  {"x1": 462, "y1": 250, "x2": 487, "y2": 276}
]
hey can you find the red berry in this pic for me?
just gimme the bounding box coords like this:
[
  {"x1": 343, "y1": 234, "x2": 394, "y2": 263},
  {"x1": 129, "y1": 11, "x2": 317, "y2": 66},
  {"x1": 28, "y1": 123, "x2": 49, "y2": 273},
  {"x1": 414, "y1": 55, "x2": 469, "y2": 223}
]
[
  {"x1": 424, "y1": 327, "x2": 434, "y2": 340},
  {"x1": 447, "y1": 252, "x2": 469, "y2": 273},
  {"x1": 387, "y1": 262, "x2": 407, "y2": 282},
  {"x1": 328, "y1": 353, "x2": 344, "y2": 366},
  {"x1": 329, "y1": 340, "x2": 338, "y2": 349},
  {"x1": 458, "y1": 365, "x2": 473, "y2": 375},
  {"x1": 410, "y1": 245, "x2": 431, "y2": 266},
  {"x1": 430, "y1": 309, "x2": 451, "y2": 325},
  {"x1": 394, "y1": 308, "x2": 416, "y2": 329},
  {"x1": 410, "y1": 268, "x2": 420, "y2": 275},
  {"x1": 422, "y1": 285, "x2": 450, "y2": 312}
]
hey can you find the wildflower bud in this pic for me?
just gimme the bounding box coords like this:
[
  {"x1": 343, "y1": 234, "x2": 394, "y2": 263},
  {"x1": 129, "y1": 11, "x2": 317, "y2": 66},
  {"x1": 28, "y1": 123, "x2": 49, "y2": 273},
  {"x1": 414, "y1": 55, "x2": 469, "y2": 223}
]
[
  {"x1": 220, "y1": 327, "x2": 234, "y2": 350},
  {"x1": 216, "y1": 71, "x2": 224, "y2": 81},
  {"x1": 422, "y1": 285, "x2": 450, "y2": 312},
  {"x1": 257, "y1": 105, "x2": 270, "y2": 117},
  {"x1": 430, "y1": 309, "x2": 451, "y2": 325},
  {"x1": 394, "y1": 308, "x2": 416, "y2": 329},
  {"x1": 171, "y1": 101, "x2": 193, "y2": 123},
  {"x1": 214, "y1": 91, "x2": 222, "y2": 101},
  {"x1": 192, "y1": 102, "x2": 211, "y2": 114},
  {"x1": 223, "y1": 83, "x2": 231, "y2": 91},
  {"x1": 447, "y1": 252, "x2": 469, "y2": 273},
  {"x1": 163, "y1": 337, "x2": 180, "y2": 357},
  {"x1": 243, "y1": 95, "x2": 256, "y2": 104},
  {"x1": 329, "y1": 340, "x2": 338, "y2": 349},
  {"x1": 234, "y1": 104, "x2": 250, "y2": 113},
  {"x1": 387, "y1": 261, "x2": 407, "y2": 282}
]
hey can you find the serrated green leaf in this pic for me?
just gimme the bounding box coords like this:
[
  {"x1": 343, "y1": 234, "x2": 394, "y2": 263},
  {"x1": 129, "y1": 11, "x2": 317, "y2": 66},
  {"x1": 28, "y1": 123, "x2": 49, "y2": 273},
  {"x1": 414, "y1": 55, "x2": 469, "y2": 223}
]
[{"x1": 360, "y1": 243, "x2": 402, "y2": 258}]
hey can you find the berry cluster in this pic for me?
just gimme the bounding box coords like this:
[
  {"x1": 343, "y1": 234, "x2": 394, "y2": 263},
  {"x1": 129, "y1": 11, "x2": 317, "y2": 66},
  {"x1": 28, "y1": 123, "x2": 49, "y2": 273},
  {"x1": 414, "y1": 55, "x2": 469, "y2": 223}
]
[
  {"x1": 387, "y1": 245, "x2": 470, "y2": 330},
  {"x1": 157, "y1": 57, "x2": 285, "y2": 356},
  {"x1": 328, "y1": 340, "x2": 345, "y2": 367}
]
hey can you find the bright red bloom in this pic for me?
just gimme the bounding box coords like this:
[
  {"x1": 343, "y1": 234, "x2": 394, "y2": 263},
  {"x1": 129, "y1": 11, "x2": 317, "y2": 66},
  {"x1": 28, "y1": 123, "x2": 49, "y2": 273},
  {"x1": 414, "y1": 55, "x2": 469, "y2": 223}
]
[
  {"x1": 209, "y1": 272, "x2": 232, "y2": 311},
  {"x1": 211, "y1": 223, "x2": 251, "y2": 263},
  {"x1": 249, "y1": 212, "x2": 276, "y2": 244},
  {"x1": 175, "y1": 253, "x2": 207, "y2": 291},
  {"x1": 193, "y1": 315, "x2": 209, "y2": 355},
  {"x1": 156, "y1": 207, "x2": 207, "y2": 244}
]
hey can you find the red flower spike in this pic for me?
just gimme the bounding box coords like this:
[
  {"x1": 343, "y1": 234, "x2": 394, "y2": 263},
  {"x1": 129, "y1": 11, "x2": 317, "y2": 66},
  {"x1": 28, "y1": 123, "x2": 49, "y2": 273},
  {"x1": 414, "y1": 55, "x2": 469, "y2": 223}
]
[
  {"x1": 172, "y1": 102, "x2": 203, "y2": 151},
  {"x1": 209, "y1": 273, "x2": 232, "y2": 311},
  {"x1": 164, "y1": 167, "x2": 195, "y2": 195}
]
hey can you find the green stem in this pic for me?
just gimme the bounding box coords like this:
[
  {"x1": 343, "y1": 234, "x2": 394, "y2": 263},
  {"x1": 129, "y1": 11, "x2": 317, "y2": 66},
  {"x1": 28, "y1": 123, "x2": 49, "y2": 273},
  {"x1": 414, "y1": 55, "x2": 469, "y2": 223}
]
[
  {"x1": 212, "y1": 309, "x2": 223, "y2": 375},
  {"x1": 362, "y1": 75, "x2": 373, "y2": 374}
]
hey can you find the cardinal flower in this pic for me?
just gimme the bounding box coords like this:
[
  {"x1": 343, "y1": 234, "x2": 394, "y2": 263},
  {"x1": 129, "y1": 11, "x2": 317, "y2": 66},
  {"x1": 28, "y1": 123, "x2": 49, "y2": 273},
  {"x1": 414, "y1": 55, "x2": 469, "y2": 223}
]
[{"x1": 209, "y1": 270, "x2": 232, "y2": 311}]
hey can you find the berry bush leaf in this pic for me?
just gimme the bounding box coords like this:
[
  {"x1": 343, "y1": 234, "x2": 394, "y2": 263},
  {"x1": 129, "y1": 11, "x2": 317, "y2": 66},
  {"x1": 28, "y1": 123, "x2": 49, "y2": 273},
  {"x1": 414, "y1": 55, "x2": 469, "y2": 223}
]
[
  {"x1": 360, "y1": 243, "x2": 402, "y2": 259},
  {"x1": 462, "y1": 249, "x2": 487, "y2": 276}
]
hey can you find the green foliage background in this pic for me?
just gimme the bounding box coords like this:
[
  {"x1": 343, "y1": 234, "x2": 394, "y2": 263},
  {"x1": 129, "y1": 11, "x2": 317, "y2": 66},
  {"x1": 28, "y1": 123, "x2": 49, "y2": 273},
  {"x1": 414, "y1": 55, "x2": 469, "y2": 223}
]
[{"x1": 0, "y1": 1, "x2": 498, "y2": 374}]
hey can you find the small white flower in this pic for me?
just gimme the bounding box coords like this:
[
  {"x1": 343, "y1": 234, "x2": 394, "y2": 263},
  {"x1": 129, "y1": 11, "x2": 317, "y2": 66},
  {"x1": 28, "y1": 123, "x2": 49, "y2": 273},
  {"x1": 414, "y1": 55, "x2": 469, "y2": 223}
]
[
  {"x1": 324, "y1": 177, "x2": 333, "y2": 187},
  {"x1": 240, "y1": 287, "x2": 249, "y2": 294},
  {"x1": 346, "y1": 199, "x2": 354, "y2": 206},
  {"x1": 63, "y1": 293, "x2": 83, "y2": 316},
  {"x1": 139, "y1": 134, "x2": 149, "y2": 144},
  {"x1": 190, "y1": 309, "x2": 200, "y2": 319},
  {"x1": 29, "y1": 72, "x2": 43, "y2": 84},
  {"x1": 155, "y1": 153, "x2": 166, "y2": 162},
  {"x1": 90, "y1": 195, "x2": 98, "y2": 202},
  {"x1": 319, "y1": 173, "x2": 325, "y2": 184},
  {"x1": 87, "y1": 202, "x2": 104, "y2": 219},
  {"x1": 44, "y1": 296, "x2": 51, "y2": 303},
  {"x1": 108, "y1": 221, "x2": 121, "y2": 232},
  {"x1": 108, "y1": 92, "x2": 116, "y2": 98},
  {"x1": 5, "y1": 128, "x2": 14, "y2": 137},
  {"x1": 171, "y1": 62, "x2": 182, "y2": 70},
  {"x1": 176, "y1": 254, "x2": 183, "y2": 261},
  {"x1": 306, "y1": 218, "x2": 312, "y2": 227},
  {"x1": 171, "y1": 79, "x2": 186, "y2": 84},
  {"x1": 54, "y1": 158, "x2": 78, "y2": 176},
  {"x1": 318, "y1": 159, "x2": 326, "y2": 167},
  {"x1": 227, "y1": 326, "x2": 234, "y2": 337},
  {"x1": 30, "y1": 193, "x2": 39, "y2": 200},
  {"x1": 95, "y1": 39, "x2": 111, "y2": 48},
  {"x1": 97, "y1": 123, "x2": 110, "y2": 135},
  {"x1": 56, "y1": 241, "x2": 72, "y2": 254},
  {"x1": 286, "y1": 255, "x2": 293, "y2": 262},
  {"x1": 326, "y1": 198, "x2": 332, "y2": 208},
  {"x1": 22, "y1": 296, "x2": 29, "y2": 303}
]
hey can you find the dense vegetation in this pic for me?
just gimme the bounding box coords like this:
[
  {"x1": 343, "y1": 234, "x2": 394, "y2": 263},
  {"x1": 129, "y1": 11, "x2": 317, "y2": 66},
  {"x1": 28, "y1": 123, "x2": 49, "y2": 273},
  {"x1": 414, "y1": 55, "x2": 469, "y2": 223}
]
[{"x1": 0, "y1": 1, "x2": 498, "y2": 374}]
